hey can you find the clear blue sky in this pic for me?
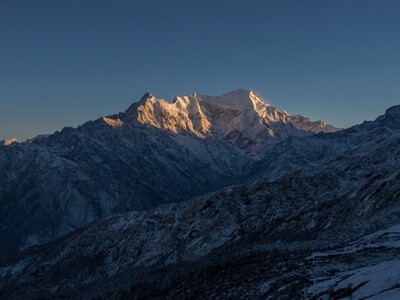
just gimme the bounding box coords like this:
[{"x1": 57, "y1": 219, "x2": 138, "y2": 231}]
[{"x1": 1, "y1": 0, "x2": 400, "y2": 140}]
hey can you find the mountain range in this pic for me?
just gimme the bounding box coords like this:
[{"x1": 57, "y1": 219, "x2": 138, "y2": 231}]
[
  {"x1": 0, "y1": 89, "x2": 338, "y2": 258},
  {"x1": 1, "y1": 89, "x2": 399, "y2": 299}
]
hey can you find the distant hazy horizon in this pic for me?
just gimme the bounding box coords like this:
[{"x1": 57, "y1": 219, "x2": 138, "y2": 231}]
[{"x1": 1, "y1": 0, "x2": 400, "y2": 140}]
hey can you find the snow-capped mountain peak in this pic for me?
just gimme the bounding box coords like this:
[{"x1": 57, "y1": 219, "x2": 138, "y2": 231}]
[
  {"x1": 117, "y1": 90, "x2": 340, "y2": 156},
  {"x1": 1, "y1": 138, "x2": 18, "y2": 146},
  {"x1": 195, "y1": 88, "x2": 261, "y2": 109}
]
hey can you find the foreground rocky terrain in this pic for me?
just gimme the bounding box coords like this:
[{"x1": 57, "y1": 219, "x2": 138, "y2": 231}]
[
  {"x1": 0, "y1": 97, "x2": 399, "y2": 298},
  {"x1": 0, "y1": 89, "x2": 338, "y2": 258}
]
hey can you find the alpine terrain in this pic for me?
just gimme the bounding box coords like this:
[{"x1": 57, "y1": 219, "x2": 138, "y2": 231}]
[
  {"x1": 1, "y1": 89, "x2": 399, "y2": 299},
  {"x1": 0, "y1": 89, "x2": 337, "y2": 258}
]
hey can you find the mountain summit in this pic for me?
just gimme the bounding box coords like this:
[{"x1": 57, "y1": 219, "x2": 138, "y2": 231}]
[{"x1": 114, "y1": 89, "x2": 340, "y2": 156}]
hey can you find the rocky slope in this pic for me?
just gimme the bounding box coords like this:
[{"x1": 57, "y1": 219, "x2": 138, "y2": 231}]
[
  {"x1": 0, "y1": 89, "x2": 338, "y2": 258},
  {"x1": 0, "y1": 105, "x2": 398, "y2": 299}
]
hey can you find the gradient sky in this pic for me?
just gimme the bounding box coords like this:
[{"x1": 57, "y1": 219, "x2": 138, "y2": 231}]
[{"x1": 1, "y1": 0, "x2": 400, "y2": 140}]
